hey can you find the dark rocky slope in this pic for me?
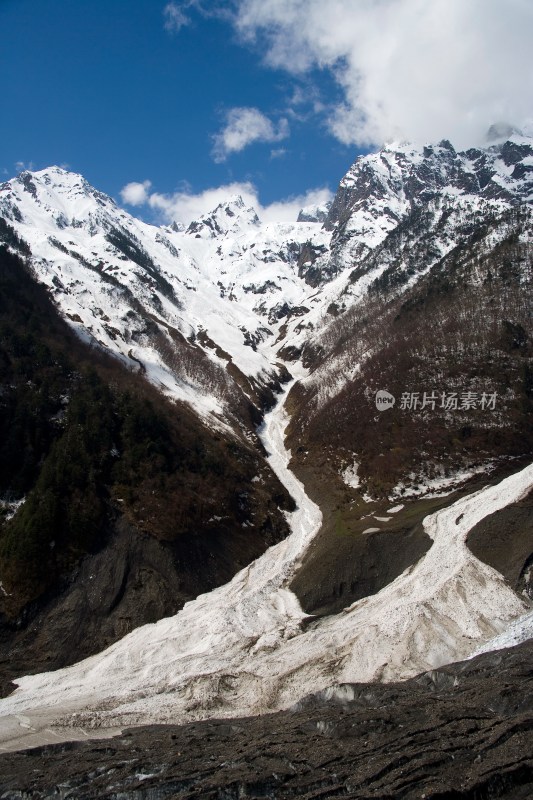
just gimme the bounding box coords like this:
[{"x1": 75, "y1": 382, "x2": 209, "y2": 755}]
[
  {"x1": 467, "y1": 487, "x2": 533, "y2": 599},
  {"x1": 0, "y1": 640, "x2": 532, "y2": 798},
  {"x1": 0, "y1": 242, "x2": 293, "y2": 692},
  {"x1": 286, "y1": 204, "x2": 533, "y2": 616}
]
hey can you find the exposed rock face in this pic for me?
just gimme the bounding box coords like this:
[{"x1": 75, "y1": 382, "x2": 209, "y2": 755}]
[
  {"x1": 0, "y1": 641, "x2": 532, "y2": 798},
  {"x1": 324, "y1": 136, "x2": 533, "y2": 234},
  {"x1": 467, "y1": 488, "x2": 533, "y2": 600},
  {"x1": 322, "y1": 135, "x2": 533, "y2": 285}
]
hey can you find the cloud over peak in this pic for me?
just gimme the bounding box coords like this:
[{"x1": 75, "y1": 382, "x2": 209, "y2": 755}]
[
  {"x1": 120, "y1": 180, "x2": 153, "y2": 206},
  {"x1": 120, "y1": 178, "x2": 332, "y2": 225},
  {"x1": 212, "y1": 107, "x2": 290, "y2": 162},
  {"x1": 233, "y1": 0, "x2": 533, "y2": 149}
]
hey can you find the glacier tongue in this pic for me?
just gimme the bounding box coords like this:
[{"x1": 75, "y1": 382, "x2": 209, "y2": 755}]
[{"x1": 0, "y1": 381, "x2": 531, "y2": 752}]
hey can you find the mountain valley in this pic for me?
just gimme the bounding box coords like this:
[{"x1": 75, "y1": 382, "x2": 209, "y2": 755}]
[{"x1": 0, "y1": 129, "x2": 532, "y2": 795}]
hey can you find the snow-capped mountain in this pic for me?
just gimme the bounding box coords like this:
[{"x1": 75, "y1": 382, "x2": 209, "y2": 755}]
[
  {"x1": 0, "y1": 130, "x2": 532, "y2": 754},
  {"x1": 1, "y1": 130, "x2": 532, "y2": 427},
  {"x1": 297, "y1": 200, "x2": 332, "y2": 223},
  {"x1": 186, "y1": 195, "x2": 260, "y2": 238},
  {"x1": 325, "y1": 133, "x2": 533, "y2": 245},
  {"x1": 0, "y1": 167, "x2": 329, "y2": 425}
]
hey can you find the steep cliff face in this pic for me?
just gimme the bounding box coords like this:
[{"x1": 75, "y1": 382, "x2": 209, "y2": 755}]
[{"x1": 275, "y1": 132, "x2": 533, "y2": 358}]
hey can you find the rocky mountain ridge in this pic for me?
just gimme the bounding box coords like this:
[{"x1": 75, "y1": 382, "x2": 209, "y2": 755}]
[{"x1": 1, "y1": 132, "x2": 532, "y2": 428}]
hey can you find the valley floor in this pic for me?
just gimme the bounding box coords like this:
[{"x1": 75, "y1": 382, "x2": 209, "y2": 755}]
[
  {"x1": 0, "y1": 639, "x2": 532, "y2": 799},
  {"x1": 0, "y1": 385, "x2": 532, "y2": 755}
]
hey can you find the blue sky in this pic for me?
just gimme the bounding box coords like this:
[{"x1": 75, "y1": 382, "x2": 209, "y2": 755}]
[
  {"x1": 2, "y1": 0, "x2": 531, "y2": 224},
  {"x1": 0, "y1": 0, "x2": 356, "y2": 222}
]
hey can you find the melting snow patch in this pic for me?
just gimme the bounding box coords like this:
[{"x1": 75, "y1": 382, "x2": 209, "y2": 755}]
[
  {"x1": 341, "y1": 462, "x2": 360, "y2": 489},
  {"x1": 387, "y1": 504, "x2": 404, "y2": 514},
  {"x1": 0, "y1": 497, "x2": 26, "y2": 522},
  {"x1": 469, "y1": 609, "x2": 533, "y2": 657},
  {"x1": 362, "y1": 527, "x2": 380, "y2": 534},
  {"x1": 390, "y1": 464, "x2": 494, "y2": 500},
  {"x1": 135, "y1": 771, "x2": 163, "y2": 782}
]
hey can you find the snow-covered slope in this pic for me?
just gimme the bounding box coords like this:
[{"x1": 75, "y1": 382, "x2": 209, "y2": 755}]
[
  {"x1": 326, "y1": 134, "x2": 533, "y2": 248},
  {"x1": 186, "y1": 195, "x2": 260, "y2": 238},
  {"x1": 0, "y1": 168, "x2": 328, "y2": 423},
  {"x1": 280, "y1": 132, "x2": 533, "y2": 355},
  {"x1": 1, "y1": 131, "x2": 532, "y2": 418}
]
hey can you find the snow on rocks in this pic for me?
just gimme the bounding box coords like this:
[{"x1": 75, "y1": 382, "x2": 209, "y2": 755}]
[
  {"x1": 469, "y1": 608, "x2": 533, "y2": 658},
  {"x1": 390, "y1": 463, "x2": 495, "y2": 500},
  {"x1": 0, "y1": 168, "x2": 332, "y2": 423},
  {"x1": 341, "y1": 461, "x2": 360, "y2": 489}
]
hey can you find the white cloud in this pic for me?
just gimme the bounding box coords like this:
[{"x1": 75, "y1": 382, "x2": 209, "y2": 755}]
[
  {"x1": 163, "y1": 2, "x2": 191, "y2": 33},
  {"x1": 15, "y1": 160, "x2": 35, "y2": 172},
  {"x1": 120, "y1": 179, "x2": 333, "y2": 225},
  {"x1": 233, "y1": 0, "x2": 533, "y2": 149},
  {"x1": 120, "y1": 180, "x2": 153, "y2": 206},
  {"x1": 212, "y1": 107, "x2": 290, "y2": 162},
  {"x1": 148, "y1": 181, "x2": 259, "y2": 222},
  {"x1": 260, "y1": 186, "x2": 333, "y2": 223}
]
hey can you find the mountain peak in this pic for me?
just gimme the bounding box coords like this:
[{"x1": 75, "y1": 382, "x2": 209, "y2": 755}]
[
  {"x1": 0, "y1": 165, "x2": 122, "y2": 237},
  {"x1": 17, "y1": 166, "x2": 93, "y2": 193},
  {"x1": 297, "y1": 201, "x2": 332, "y2": 224},
  {"x1": 7, "y1": 166, "x2": 117, "y2": 212},
  {"x1": 486, "y1": 122, "x2": 522, "y2": 143},
  {"x1": 186, "y1": 195, "x2": 261, "y2": 239}
]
